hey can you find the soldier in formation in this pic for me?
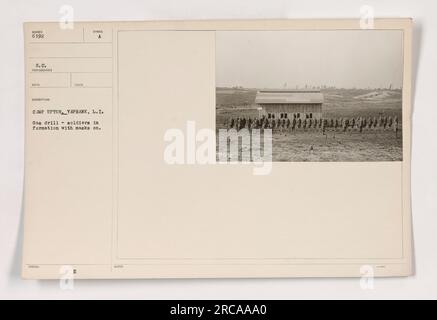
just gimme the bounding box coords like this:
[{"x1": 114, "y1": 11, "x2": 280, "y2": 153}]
[{"x1": 225, "y1": 114, "x2": 400, "y2": 137}]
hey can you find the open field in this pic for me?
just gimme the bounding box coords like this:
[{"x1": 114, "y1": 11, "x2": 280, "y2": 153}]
[
  {"x1": 270, "y1": 130, "x2": 402, "y2": 162},
  {"x1": 216, "y1": 88, "x2": 403, "y2": 162}
]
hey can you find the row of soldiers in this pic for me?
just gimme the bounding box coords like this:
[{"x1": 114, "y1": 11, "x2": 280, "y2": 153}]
[{"x1": 225, "y1": 115, "x2": 400, "y2": 133}]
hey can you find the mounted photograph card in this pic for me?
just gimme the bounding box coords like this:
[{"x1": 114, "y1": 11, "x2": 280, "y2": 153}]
[{"x1": 22, "y1": 19, "x2": 413, "y2": 279}]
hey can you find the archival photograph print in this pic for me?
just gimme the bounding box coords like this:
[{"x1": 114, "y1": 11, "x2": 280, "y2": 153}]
[{"x1": 215, "y1": 30, "x2": 404, "y2": 162}]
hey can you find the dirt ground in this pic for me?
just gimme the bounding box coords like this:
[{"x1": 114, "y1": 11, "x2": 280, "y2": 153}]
[
  {"x1": 270, "y1": 129, "x2": 402, "y2": 162},
  {"x1": 216, "y1": 129, "x2": 402, "y2": 162}
]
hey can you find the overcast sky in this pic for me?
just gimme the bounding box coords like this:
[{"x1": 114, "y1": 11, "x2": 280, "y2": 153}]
[{"x1": 216, "y1": 30, "x2": 403, "y2": 89}]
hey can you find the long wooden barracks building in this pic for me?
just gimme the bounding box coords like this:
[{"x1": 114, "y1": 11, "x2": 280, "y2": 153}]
[{"x1": 255, "y1": 89, "x2": 324, "y2": 120}]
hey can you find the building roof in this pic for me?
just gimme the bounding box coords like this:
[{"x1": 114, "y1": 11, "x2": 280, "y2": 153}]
[{"x1": 255, "y1": 89, "x2": 324, "y2": 105}]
